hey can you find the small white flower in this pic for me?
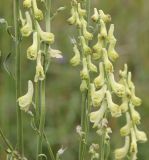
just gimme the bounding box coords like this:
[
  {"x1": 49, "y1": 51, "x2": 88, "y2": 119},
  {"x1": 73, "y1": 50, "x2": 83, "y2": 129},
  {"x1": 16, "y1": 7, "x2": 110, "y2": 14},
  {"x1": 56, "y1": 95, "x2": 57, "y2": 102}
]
[
  {"x1": 135, "y1": 126, "x2": 147, "y2": 143},
  {"x1": 49, "y1": 47, "x2": 63, "y2": 59},
  {"x1": 17, "y1": 80, "x2": 34, "y2": 112}
]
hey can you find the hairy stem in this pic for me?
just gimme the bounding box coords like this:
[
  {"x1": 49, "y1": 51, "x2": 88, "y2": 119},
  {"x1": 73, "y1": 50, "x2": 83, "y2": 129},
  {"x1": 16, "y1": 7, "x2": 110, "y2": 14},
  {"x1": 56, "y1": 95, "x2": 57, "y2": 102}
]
[{"x1": 13, "y1": 0, "x2": 23, "y2": 156}]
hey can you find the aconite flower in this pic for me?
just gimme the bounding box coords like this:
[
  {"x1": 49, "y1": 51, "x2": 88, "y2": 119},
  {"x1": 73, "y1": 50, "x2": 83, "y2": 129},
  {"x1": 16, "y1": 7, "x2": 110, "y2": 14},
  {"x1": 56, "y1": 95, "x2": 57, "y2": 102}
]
[
  {"x1": 70, "y1": 44, "x2": 81, "y2": 66},
  {"x1": 91, "y1": 8, "x2": 99, "y2": 22},
  {"x1": 49, "y1": 47, "x2": 63, "y2": 59},
  {"x1": 135, "y1": 126, "x2": 147, "y2": 143},
  {"x1": 87, "y1": 55, "x2": 97, "y2": 72},
  {"x1": 92, "y1": 34, "x2": 103, "y2": 60},
  {"x1": 80, "y1": 58, "x2": 89, "y2": 80},
  {"x1": 100, "y1": 19, "x2": 107, "y2": 38},
  {"x1": 119, "y1": 64, "x2": 128, "y2": 78},
  {"x1": 82, "y1": 24, "x2": 93, "y2": 41},
  {"x1": 94, "y1": 62, "x2": 105, "y2": 89},
  {"x1": 77, "y1": 3, "x2": 86, "y2": 16},
  {"x1": 107, "y1": 24, "x2": 116, "y2": 42},
  {"x1": 91, "y1": 84, "x2": 107, "y2": 107},
  {"x1": 34, "y1": 51, "x2": 45, "y2": 82},
  {"x1": 106, "y1": 91, "x2": 121, "y2": 117},
  {"x1": 90, "y1": 101, "x2": 107, "y2": 128},
  {"x1": 99, "y1": 10, "x2": 111, "y2": 23},
  {"x1": 20, "y1": 11, "x2": 33, "y2": 37},
  {"x1": 130, "y1": 103, "x2": 141, "y2": 124},
  {"x1": 80, "y1": 36, "x2": 91, "y2": 55},
  {"x1": 36, "y1": 22, "x2": 54, "y2": 44},
  {"x1": 108, "y1": 73, "x2": 125, "y2": 97},
  {"x1": 114, "y1": 136, "x2": 130, "y2": 160},
  {"x1": 67, "y1": 7, "x2": 77, "y2": 25},
  {"x1": 80, "y1": 80, "x2": 88, "y2": 92},
  {"x1": 23, "y1": 0, "x2": 32, "y2": 8},
  {"x1": 130, "y1": 128, "x2": 138, "y2": 154},
  {"x1": 102, "y1": 48, "x2": 113, "y2": 73},
  {"x1": 108, "y1": 39, "x2": 119, "y2": 61},
  {"x1": 75, "y1": 12, "x2": 82, "y2": 28},
  {"x1": 120, "y1": 97, "x2": 129, "y2": 113},
  {"x1": 32, "y1": 0, "x2": 43, "y2": 21},
  {"x1": 17, "y1": 80, "x2": 34, "y2": 112},
  {"x1": 27, "y1": 32, "x2": 38, "y2": 60},
  {"x1": 120, "y1": 112, "x2": 131, "y2": 136}
]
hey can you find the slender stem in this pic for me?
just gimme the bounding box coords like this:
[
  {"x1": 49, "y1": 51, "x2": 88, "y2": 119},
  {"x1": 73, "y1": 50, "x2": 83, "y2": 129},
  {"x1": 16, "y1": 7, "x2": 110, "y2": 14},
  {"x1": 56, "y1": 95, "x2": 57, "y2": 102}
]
[
  {"x1": 37, "y1": 0, "x2": 52, "y2": 159},
  {"x1": 13, "y1": 0, "x2": 23, "y2": 156}
]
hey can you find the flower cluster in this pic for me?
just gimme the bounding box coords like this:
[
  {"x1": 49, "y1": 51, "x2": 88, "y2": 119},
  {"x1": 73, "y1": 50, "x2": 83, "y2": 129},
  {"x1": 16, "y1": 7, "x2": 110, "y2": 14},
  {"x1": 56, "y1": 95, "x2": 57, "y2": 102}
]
[
  {"x1": 18, "y1": 0, "x2": 62, "y2": 112},
  {"x1": 68, "y1": 1, "x2": 147, "y2": 159}
]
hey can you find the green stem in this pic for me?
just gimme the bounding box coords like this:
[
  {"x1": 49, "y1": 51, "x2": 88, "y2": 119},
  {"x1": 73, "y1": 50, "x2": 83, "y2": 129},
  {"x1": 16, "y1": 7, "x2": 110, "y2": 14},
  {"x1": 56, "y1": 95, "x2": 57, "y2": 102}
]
[
  {"x1": 79, "y1": 92, "x2": 87, "y2": 160},
  {"x1": 13, "y1": 0, "x2": 23, "y2": 156}
]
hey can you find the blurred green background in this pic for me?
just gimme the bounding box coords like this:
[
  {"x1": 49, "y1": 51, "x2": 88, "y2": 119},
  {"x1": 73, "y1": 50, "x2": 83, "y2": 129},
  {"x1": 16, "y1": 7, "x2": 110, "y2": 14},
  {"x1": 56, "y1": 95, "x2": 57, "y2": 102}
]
[{"x1": 0, "y1": 0, "x2": 149, "y2": 159}]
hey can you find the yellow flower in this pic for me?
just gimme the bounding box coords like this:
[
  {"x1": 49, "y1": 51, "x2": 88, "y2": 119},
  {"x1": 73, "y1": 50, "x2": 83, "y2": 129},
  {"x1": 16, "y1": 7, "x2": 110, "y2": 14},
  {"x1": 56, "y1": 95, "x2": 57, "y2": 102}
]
[
  {"x1": 99, "y1": 10, "x2": 111, "y2": 23},
  {"x1": 27, "y1": 32, "x2": 38, "y2": 60},
  {"x1": 91, "y1": 8, "x2": 99, "y2": 22},
  {"x1": 32, "y1": 0, "x2": 43, "y2": 21},
  {"x1": 49, "y1": 47, "x2": 63, "y2": 59},
  {"x1": 70, "y1": 44, "x2": 81, "y2": 66},
  {"x1": 80, "y1": 36, "x2": 92, "y2": 55},
  {"x1": 80, "y1": 58, "x2": 89, "y2": 80},
  {"x1": 20, "y1": 11, "x2": 33, "y2": 37},
  {"x1": 87, "y1": 55, "x2": 97, "y2": 72},
  {"x1": 17, "y1": 80, "x2": 34, "y2": 112},
  {"x1": 120, "y1": 112, "x2": 132, "y2": 136},
  {"x1": 67, "y1": 7, "x2": 77, "y2": 25},
  {"x1": 94, "y1": 62, "x2": 105, "y2": 89},
  {"x1": 34, "y1": 51, "x2": 45, "y2": 82},
  {"x1": 114, "y1": 136, "x2": 130, "y2": 160},
  {"x1": 90, "y1": 101, "x2": 107, "y2": 128},
  {"x1": 36, "y1": 22, "x2": 55, "y2": 44},
  {"x1": 107, "y1": 24, "x2": 116, "y2": 42},
  {"x1": 23, "y1": 0, "x2": 32, "y2": 8},
  {"x1": 119, "y1": 64, "x2": 128, "y2": 78},
  {"x1": 108, "y1": 73, "x2": 125, "y2": 97},
  {"x1": 100, "y1": 19, "x2": 107, "y2": 38},
  {"x1": 77, "y1": 3, "x2": 86, "y2": 16},
  {"x1": 120, "y1": 97, "x2": 129, "y2": 113},
  {"x1": 106, "y1": 91, "x2": 121, "y2": 117},
  {"x1": 130, "y1": 128, "x2": 138, "y2": 154},
  {"x1": 103, "y1": 48, "x2": 113, "y2": 73},
  {"x1": 130, "y1": 103, "x2": 141, "y2": 124},
  {"x1": 82, "y1": 25, "x2": 93, "y2": 41},
  {"x1": 91, "y1": 84, "x2": 107, "y2": 107},
  {"x1": 135, "y1": 126, "x2": 147, "y2": 143},
  {"x1": 80, "y1": 80, "x2": 88, "y2": 92}
]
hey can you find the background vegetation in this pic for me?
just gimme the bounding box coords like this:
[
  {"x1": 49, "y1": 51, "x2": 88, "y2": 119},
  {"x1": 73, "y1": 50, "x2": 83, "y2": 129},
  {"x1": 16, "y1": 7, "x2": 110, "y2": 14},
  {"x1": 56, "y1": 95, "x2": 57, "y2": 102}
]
[{"x1": 0, "y1": 0, "x2": 149, "y2": 159}]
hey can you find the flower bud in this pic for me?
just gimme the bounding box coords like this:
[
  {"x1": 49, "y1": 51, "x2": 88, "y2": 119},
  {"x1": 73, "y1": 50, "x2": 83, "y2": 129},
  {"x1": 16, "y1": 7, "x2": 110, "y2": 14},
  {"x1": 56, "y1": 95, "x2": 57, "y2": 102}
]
[
  {"x1": 114, "y1": 136, "x2": 130, "y2": 160},
  {"x1": 91, "y1": 84, "x2": 107, "y2": 107},
  {"x1": 32, "y1": 0, "x2": 43, "y2": 21},
  {"x1": 108, "y1": 39, "x2": 119, "y2": 61},
  {"x1": 108, "y1": 73, "x2": 125, "y2": 97},
  {"x1": 23, "y1": 0, "x2": 32, "y2": 8},
  {"x1": 106, "y1": 91, "x2": 121, "y2": 117},
  {"x1": 99, "y1": 10, "x2": 111, "y2": 23},
  {"x1": 120, "y1": 97, "x2": 129, "y2": 113},
  {"x1": 34, "y1": 51, "x2": 45, "y2": 82},
  {"x1": 87, "y1": 55, "x2": 97, "y2": 72},
  {"x1": 135, "y1": 126, "x2": 147, "y2": 143},
  {"x1": 17, "y1": 80, "x2": 34, "y2": 112},
  {"x1": 67, "y1": 7, "x2": 77, "y2": 25},
  {"x1": 80, "y1": 36, "x2": 92, "y2": 55},
  {"x1": 100, "y1": 19, "x2": 107, "y2": 38},
  {"x1": 107, "y1": 24, "x2": 116, "y2": 42},
  {"x1": 82, "y1": 25, "x2": 93, "y2": 41},
  {"x1": 78, "y1": 3, "x2": 86, "y2": 16},
  {"x1": 103, "y1": 48, "x2": 113, "y2": 73},
  {"x1": 27, "y1": 32, "x2": 38, "y2": 60},
  {"x1": 80, "y1": 80, "x2": 88, "y2": 92},
  {"x1": 80, "y1": 58, "x2": 89, "y2": 80},
  {"x1": 130, "y1": 103, "x2": 141, "y2": 124},
  {"x1": 36, "y1": 22, "x2": 55, "y2": 44},
  {"x1": 70, "y1": 45, "x2": 81, "y2": 66},
  {"x1": 119, "y1": 64, "x2": 128, "y2": 78},
  {"x1": 20, "y1": 11, "x2": 33, "y2": 37},
  {"x1": 120, "y1": 112, "x2": 131, "y2": 136},
  {"x1": 94, "y1": 62, "x2": 105, "y2": 89},
  {"x1": 91, "y1": 8, "x2": 99, "y2": 22},
  {"x1": 49, "y1": 47, "x2": 63, "y2": 59},
  {"x1": 90, "y1": 101, "x2": 107, "y2": 128}
]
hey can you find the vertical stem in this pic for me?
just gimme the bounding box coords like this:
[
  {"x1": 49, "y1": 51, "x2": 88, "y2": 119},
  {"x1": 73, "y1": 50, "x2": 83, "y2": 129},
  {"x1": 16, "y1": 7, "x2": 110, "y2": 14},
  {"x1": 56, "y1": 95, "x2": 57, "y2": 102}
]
[
  {"x1": 13, "y1": 0, "x2": 24, "y2": 156},
  {"x1": 37, "y1": 0, "x2": 51, "y2": 159}
]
